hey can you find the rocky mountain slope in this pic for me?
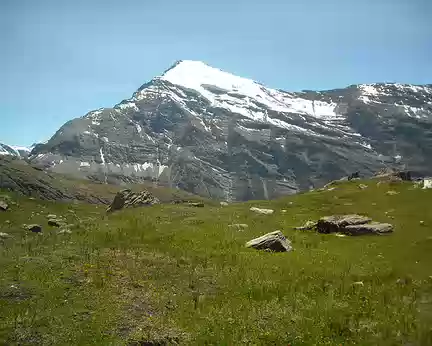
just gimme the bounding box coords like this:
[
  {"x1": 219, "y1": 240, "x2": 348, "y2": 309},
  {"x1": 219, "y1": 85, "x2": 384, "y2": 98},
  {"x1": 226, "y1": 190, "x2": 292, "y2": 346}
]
[
  {"x1": 0, "y1": 143, "x2": 31, "y2": 159},
  {"x1": 30, "y1": 60, "x2": 432, "y2": 200}
]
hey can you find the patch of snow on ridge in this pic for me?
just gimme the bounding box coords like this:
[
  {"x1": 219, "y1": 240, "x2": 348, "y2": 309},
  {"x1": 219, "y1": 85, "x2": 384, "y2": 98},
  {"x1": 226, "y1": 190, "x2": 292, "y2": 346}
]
[
  {"x1": 116, "y1": 102, "x2": 139, "y2": 111},
  {"x1": 11, "y1": 146, "x2": 31, "y2": 153},
  {"x1": 160, "y1": 60, "x2": 338, "y2": 119},
  {"x1": 99, "y1": 148, "x2": 106, "y2": 165}
]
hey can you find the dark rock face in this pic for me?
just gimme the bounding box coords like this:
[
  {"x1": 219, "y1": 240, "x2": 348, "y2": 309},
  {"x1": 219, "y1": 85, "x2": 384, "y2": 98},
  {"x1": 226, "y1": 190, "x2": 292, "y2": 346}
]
[
  {"x1": 107, "y1": 189, "x2": 160, "y2": 213},
  {"x1": 28, "y1": 61, "x2": 432, "y2": 201},
  {"x1": 316, "y1": 215, "x2": 393, "y2": 235}
]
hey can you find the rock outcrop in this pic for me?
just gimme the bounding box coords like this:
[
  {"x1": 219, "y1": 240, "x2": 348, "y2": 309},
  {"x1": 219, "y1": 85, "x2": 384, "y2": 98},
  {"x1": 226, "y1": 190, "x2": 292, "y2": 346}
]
[{"x1": 106, "y1": 189, "x2": 160, "y2": 213}]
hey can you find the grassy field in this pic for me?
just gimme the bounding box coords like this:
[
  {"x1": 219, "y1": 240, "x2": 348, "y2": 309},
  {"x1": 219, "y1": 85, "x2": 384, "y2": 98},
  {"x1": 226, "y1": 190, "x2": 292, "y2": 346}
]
[{"x1": 1, "y1": 179, "x2": 432, "y2": 345}]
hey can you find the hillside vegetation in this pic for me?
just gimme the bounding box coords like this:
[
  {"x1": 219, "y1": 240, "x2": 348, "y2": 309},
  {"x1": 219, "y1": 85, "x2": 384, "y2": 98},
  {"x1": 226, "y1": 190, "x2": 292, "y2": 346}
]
[{"x1": 1, "y1": 179, "x2": 432, "y2": 345}]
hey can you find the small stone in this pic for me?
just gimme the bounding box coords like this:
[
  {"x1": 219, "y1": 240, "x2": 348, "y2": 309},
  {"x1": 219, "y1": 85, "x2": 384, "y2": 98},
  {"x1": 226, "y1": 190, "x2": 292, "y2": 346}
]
[
  {"x1": 229, "y1": 224, "x2": 249, "y2": 230},
  {"x1": 353, "y1": 281, "x2": 364, "y2": 286},
  {"x1": 358, "y1": 184, "x2": 368, "y2": 189},
  {"x1": 5, "y1": 220, "x2": 11, "y2": 224},
  {"x1": 386, "y1": 190, "x2": 399, "y2": 196},
  {"x1": 250, "y1": 207, "x2": 274, "y2": 215},
  {"x1": 58, "y1": 229, "x2": 72, "y2": 235},
  {"x1": 0, "y1": 200, "x2": 9, "y2": 211},
  {"x1": 0, "y1": 232, "x2": 11, "y2": 239},
  {"x1": 294, "y1": 220, "x2": 317, "y2": 231},
  {"x1": 220, "y1": 201, "x2": 229, "y2": 206},
  {"x1": 187, "y1": 202, "x2": 204, "y2": 208},
  {"x1": 47, "y1": 214, "x2": 57, "y2": 219},
  {"x1": 420, "y1": 221, "x2": 425, "y2": 226},
  {"x1": 281, "y1": 209, "x2": 287, "y2": 213},
  {"x1": 335, "y1": 233, "x2": 347, "y2": 237}
]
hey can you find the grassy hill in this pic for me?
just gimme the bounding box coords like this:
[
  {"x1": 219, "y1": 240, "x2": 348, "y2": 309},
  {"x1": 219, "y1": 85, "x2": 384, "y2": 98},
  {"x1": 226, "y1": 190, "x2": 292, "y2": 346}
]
[
  {"x1": 0, "y1": 156, "x2": 208, "y2": 204},
  {"x1": 1, "y1": 179, "x2": 432, "y2": 345}
]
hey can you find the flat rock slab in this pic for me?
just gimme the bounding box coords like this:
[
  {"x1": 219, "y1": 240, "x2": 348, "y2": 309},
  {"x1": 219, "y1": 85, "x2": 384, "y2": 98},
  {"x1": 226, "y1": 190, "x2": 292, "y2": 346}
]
[
  {"x1": 250, "y1": 207, "x2": 274, "y2": 215},
  {"x1": 317, "y1": 215, "x2": 372, "y2": 234},
  {"x1": 344, "y1": 222, "x2": 394, "y2": 235},
  {"x1": 246, "y1": 231, "x2": 292, "y2": 252}
]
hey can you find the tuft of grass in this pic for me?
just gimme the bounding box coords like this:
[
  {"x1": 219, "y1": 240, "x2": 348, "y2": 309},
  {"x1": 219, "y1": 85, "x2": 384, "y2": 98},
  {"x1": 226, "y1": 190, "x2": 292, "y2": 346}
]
[{"x1": 1, "y1": 180, "x2": 432, "y2": 345}]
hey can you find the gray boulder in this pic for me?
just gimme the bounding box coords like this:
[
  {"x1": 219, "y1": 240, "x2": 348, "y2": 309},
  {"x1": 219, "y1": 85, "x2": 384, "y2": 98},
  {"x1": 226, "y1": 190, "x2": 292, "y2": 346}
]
[
  {"x1": 246, "y1": 231, "x2": 292, "y2": 252},
  {"x1": 24, "y1": 224, "x2": 42, "y2": 233},
  {"x1": 107, "y1": 189, "x2": 159, "y2": 213},
  {"x1": 317, "y1": 214, "x2": 393, "y2": 235},
  {"x1": 344, "y1": 222, "x2": 394, "y2": 235},
  {"x1": 317, "y1": 215, "x2": 372, "y2": 234}
]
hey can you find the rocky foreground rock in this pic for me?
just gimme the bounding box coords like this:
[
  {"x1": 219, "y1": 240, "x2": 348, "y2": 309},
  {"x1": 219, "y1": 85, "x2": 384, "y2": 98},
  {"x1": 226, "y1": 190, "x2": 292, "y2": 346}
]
[
  {"x1": 295, "y1": 214, "x2": 394, "y2": 236},
  {"x1": 246, "y1": 231, "x2": 292, "y2": 252},
  {"x1": 107, "y1": 189, "x2": 160, "y2": 213}
]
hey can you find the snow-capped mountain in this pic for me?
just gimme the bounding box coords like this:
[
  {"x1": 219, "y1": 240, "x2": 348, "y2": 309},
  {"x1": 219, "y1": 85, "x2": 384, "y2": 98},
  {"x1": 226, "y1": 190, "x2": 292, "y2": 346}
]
[
  {"x1": 30, "y1": 60, "x2": 432, "y2": 200},
  {"x1": 0, "y1": 143, "x2": 32, "y2": 159}
]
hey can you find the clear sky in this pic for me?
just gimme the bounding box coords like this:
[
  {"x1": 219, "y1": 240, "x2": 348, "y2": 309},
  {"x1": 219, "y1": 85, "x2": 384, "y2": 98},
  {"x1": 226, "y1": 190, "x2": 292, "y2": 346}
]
[{"x1": 1, "y1": 0, "x2": 431, "y2": 146}]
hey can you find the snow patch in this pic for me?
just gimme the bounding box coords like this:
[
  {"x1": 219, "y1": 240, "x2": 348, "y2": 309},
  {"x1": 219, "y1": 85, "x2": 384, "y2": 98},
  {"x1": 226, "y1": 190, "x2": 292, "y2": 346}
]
[
  {"x1": 160, "y1": 60, "x2": 338, "y2": 120},
  {"x1": 99, "y1": 148, "x2": 106, "y2": 165},
  {"x1": 116, "y1": 102, "x2": 139, "y2": 112}
]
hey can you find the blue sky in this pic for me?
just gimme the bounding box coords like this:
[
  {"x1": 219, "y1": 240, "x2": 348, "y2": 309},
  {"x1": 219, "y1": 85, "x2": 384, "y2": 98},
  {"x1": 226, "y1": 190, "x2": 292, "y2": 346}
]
[{"x1": 1, "y1": 0, "x2": 431, "y2": 146}]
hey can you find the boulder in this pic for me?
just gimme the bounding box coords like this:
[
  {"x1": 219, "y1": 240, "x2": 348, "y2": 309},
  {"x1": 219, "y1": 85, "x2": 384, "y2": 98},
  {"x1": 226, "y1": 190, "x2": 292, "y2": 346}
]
[
  {"x1": 317, "y1": 215, "x2": 372, "y2": 234},
  {"x1": 0, "y1": 200, "x2": 8, "y2": 211},
  {"x1": 294, "y1": 220, "x2": 317, "y2": 231},
  {"x1": 246, "y1": 231, "x2": 292, "y2": 252},
  {"x1": 374, "y1": 168, "x2": 412, "y2": 181},
  {"x1": 348, "y1": 171, "x2": 360, "y2": 180},
  {"x1": 316, "y1": 214, "x2": 393, "y2": 236},
  {"x1": 250, "y1": 207, "x2": 274, "y2": 215},
  {"x1": 48, "y1": 219, "x2": 62, "y2": 227},
  {"x1": 24, "y1": 224, "x2": 42, "y2": 233},
  {"x1": 423, "y1": 178, "x2": 432, "y2": 189},
  {"x1": 344, "y1": 222, "x2": 394, "y2": 235},
  {"x1": 107, "y1": 189, "x2": 160, "y2": 213}
]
